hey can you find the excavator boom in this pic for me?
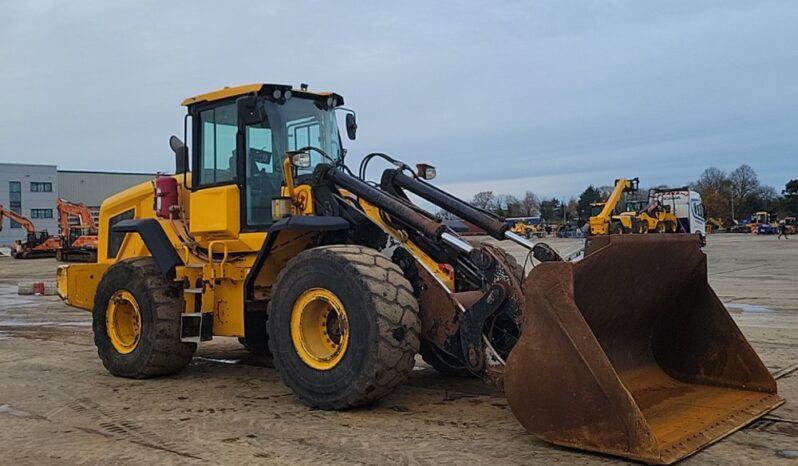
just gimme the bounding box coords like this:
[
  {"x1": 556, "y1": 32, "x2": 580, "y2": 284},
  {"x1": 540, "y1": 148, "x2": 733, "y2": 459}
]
[{"x1": 0, "y1": 203, "x2": 37, "y2": 233}]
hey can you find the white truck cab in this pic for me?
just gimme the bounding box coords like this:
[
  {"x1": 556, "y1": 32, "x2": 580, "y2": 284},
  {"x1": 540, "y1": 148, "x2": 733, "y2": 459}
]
[{"x1": 650, "y1": 188, "x2": 707, "y2": 244}]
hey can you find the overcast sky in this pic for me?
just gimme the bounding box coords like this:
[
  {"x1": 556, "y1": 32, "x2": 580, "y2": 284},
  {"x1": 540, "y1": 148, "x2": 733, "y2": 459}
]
[{"x1": 1, "y1": 1, "x2": 796, "y2": 200}]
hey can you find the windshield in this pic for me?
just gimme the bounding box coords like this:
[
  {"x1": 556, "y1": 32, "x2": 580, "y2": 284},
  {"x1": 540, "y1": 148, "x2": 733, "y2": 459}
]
[
  {"x1": 238, "y1": 97, "x2": 343, "y2": 228},
  {"x1": 263, "y1": 97, "x2": 342, "y2": 174}
]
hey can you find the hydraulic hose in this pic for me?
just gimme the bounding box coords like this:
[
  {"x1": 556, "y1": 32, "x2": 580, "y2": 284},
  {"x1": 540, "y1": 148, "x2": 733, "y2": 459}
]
[
  {"x1": 384, "y1": 169, "x2": 508, "y2": 240},
  {"x1": 327, "y1": 167, "x2": 448, "y2": 241}
]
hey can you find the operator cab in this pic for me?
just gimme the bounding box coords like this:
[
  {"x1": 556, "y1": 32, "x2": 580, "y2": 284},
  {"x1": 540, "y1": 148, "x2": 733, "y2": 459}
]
[{"x1": 179, "y1": 84, "x2": 354, "y2": 234}]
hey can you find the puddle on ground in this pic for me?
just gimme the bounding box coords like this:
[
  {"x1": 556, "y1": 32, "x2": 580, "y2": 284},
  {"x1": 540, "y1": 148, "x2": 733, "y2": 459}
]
[
  {"x1": 0, "y1": 404, "x2": 32, "y2": 418},
  {"x1": 777, "y1": 450, "x2": 798, "y2": 459},
  {"x1": 0, "y1": 320, "x2": 90, "y2": 328},
  {"x1": 724, "y1": 303, "x2": 774, "y2": 314},
  {"x1": 195, "y1": 357, "x2": 241, "y2": 365},
  {"x1": 0, "y1": 284, "x2": 36, "y2": 309}
]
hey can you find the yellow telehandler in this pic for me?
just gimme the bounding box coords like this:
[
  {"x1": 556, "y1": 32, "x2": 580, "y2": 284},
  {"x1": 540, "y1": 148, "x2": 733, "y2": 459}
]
[
  {"x1": 57, "y1": 84, "x2": 782, "y2": 464},
  {"x1": 588, "y1": 177, "x2": 640, "y2": 235}
]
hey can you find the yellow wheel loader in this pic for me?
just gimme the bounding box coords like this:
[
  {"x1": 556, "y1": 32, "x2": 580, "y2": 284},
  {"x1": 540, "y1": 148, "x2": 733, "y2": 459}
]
[
  {"x1": 57, "y1": 84, "x2": 782, "y2": 464},
  {"x1": 588, "y1": 177, "x2": 640, "y2": 235},
  {"x1": 623, "y1": 200, "x2": 679, "y2": 234}
]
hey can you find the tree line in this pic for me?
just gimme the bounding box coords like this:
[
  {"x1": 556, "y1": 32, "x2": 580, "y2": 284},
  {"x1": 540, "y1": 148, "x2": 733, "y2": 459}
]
[
  {"x1": 466, "y1": 164, "x2": 796, "y2": 225},
  {"x1": 690, "y1": 165, "x2": 796, "y2": 223}
]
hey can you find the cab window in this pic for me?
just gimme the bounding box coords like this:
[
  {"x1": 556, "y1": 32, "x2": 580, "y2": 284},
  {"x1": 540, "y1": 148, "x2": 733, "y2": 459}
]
[{"x1": 198, "y1": 103, "x2": 237, "y2": 186}]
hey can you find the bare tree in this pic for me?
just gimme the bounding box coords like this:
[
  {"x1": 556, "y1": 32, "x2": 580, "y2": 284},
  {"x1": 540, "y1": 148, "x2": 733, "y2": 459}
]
[
  {"x1": 566, "y1": 197, "x2": 579, "y2": 220},
  {"x1": 692, "y1": 167, "x2": 729, "y2": 194},
  {"x1": 520, "y1": 190, "x2": 539, "y2": 216},
  {"x1": 471, "y1": 191, "x2": 496, "y2": 211},
  {"x1": 729, "y1": 164, "x2": 760, "y2": 204},
  {"x1": 495, "y1": 194, "x2": 522, "y2": 217}
]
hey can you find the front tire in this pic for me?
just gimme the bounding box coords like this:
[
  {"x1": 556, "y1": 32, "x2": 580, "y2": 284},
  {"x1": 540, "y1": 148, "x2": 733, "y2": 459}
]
[
  {"x1": 92, "y1": 257, "x2": 196, "y2": 378},
  {"x1": 267, "y1": 245, "x2": 420, "y2": 410}
]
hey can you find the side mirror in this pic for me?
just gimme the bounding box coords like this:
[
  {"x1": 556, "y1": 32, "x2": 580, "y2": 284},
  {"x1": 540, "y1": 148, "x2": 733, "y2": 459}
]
[
  {"x1": 416, "y1": 163, "x2": 436, "y2": 180},
  {"x1": 237, "y1": 95, "x2": 264, "y2": 126},
  {"x1": 169, "y1": 135, "x2": 188, "y2": 174},
  {"x1": 345, "y1": 112, "x2": 357, "y2": 140}
]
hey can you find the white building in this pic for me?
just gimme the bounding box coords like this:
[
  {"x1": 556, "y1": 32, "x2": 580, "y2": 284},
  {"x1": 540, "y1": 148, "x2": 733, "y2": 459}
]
[
  {"x1": 1, "y1": 163, "x2": 155, "y2": 247},
  {"x1": 0, "y1": 163, "x2": 59, "y2": 246}
]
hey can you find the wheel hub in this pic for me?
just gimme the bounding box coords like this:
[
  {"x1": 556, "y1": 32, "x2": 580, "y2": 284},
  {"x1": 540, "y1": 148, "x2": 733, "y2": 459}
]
[
  {"x1": 106, "y1": 290, "x2": 141, "y2": 354},
  {"x1": 290, "y1": 288, "x2": 349, "y2": 370}
]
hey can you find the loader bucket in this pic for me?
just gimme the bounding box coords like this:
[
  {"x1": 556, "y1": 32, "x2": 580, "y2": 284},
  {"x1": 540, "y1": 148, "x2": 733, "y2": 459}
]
[{"x1": 504, "y1": 234, "x2": 783, "y2": 464}]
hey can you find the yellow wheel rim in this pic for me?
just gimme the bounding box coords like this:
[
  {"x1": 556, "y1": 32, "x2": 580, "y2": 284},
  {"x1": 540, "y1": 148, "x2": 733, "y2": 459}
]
[
  {"x1": 106, "y1": 290, "x2": 142, "y2": 354},
  {"x1": 290, "y1": 288, "x2": 349, "y2": 370}
]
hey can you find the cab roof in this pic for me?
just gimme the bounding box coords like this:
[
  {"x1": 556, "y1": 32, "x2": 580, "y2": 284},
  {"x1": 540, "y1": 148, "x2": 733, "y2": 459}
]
[{"x1": 181, "y1": 83, "x2": 344, "y2": 107}]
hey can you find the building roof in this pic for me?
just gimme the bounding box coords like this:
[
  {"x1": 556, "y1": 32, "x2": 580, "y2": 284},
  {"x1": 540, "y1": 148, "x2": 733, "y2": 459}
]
[
  {"x1": 57, "y1": 169, "x2": 156, "y2": 176},
  {"x1": 0, "y1": 162, "x2": 57, "y2": 169}
]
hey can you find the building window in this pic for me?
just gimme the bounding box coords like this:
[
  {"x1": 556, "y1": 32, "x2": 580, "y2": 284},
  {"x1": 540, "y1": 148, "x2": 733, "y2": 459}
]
[
  {"x1": 9, "y1": 181, "x2": 22, "y2": 228},
  {"x1": 30, "y1": 209, "x2": 54, "y2": 219},
  {"x1": 30, "y1": 182, "x2": 53, "y2": 192}
]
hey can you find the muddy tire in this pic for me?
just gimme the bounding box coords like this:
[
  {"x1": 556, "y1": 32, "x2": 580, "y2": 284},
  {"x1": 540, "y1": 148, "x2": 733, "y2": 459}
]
[
  {"x1": 629, "y1": 217, "x2": 640, "y2": 234},
  {"x1": 267, "y1": 245, "x2": 421, "y2": 410},
  {"x1": 665, "y1": 221, "x2": 677, "y2": 233},
  {"x1": 92, "y1": 257, "x2": 196, "y2": 378},
  {"x1": 610, "y1": 221, "x2": 623, "y2": 235},
  {"x1": 640, "y1": 221, "x2": 649, "y2": 234}
]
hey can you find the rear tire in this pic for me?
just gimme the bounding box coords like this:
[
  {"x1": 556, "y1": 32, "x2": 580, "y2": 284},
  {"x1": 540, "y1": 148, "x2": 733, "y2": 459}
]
[
  {"x1": 92, "y1": 257, "x2": 196, "y2": 378},
  {"x1": 640, "y1": 221, "x2": 649, "y2": 234},
  {"x1": 665, "y1": 221, "x2": 677, "y2": 233},
  {"x1": 267, "y1": 245, "x2": 420, "y2": 410}
]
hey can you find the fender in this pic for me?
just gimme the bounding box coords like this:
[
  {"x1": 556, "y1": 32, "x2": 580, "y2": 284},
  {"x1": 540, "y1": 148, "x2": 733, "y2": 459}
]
[
  {"x1": 112, "y1": 219, "x2": 183, "y2": 279},
  {"x1": 244, "y1": 216, "x2": 350, "y2": 301}
]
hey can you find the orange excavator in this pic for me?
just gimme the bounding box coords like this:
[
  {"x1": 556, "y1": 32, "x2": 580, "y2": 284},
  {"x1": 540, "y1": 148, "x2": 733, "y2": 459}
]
[
  {"x1": 0, "y1": 204, "x2": 61, "y2": 259},
  {"x1": 56, "y1": 198, "x2": 98, "y2": 262}
]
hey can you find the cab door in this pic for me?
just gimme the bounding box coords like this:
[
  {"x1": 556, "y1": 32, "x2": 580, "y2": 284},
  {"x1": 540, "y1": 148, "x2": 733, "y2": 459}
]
[{"x1": 189, "y1": 101, "x2": 241, "y2": 239}]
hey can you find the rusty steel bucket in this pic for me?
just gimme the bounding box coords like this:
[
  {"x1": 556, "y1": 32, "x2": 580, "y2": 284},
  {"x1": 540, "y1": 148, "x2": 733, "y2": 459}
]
[{"x1": 504, "y1": 234, "x2": 783, "y2": 464}]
